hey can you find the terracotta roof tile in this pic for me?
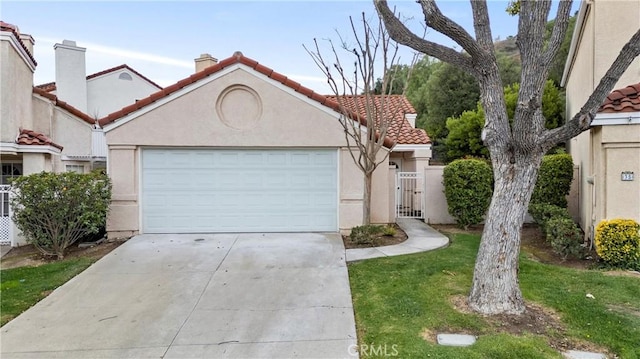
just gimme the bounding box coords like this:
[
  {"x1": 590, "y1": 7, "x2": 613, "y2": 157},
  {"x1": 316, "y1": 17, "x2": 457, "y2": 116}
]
[
  {"x1": 326, "y1": 95, "x2": 430, "y2": 145},
  {"x1": 16, "y1": 128, "x2": 63, "y2": 150},
  {"x1": 32, "y1": 87, "x2": 95, "y2": 125},
  {"x1": 0, "y1": 21, "x2": 37, "y2": 66},
  {"x1": 96, "y1": 51, "x2": 421, "y2": 148},
  {"x1": 35, "y1": 64, "x2": 163, "y2": 92},
  {"x1": 599, "y1": 83, "x2": 640, "y2": 113}
]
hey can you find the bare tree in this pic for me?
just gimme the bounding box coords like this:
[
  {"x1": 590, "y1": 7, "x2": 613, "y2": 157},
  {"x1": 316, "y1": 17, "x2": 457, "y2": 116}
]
[
  {"x1": 305, "y1": 13, "x2": 416, "y2": 225},
  {"x1": 375, "y1": 0, "x2": 640, "y2": 315}
]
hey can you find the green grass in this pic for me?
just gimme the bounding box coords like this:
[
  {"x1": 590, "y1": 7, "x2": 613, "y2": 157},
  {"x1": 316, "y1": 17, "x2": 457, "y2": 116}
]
[
  {"x1": 349, "y1": 234, "x2": 640, "y2": 358},
  {"x1": 0, "y1": 258, "x2": 95, "y2": 326}
]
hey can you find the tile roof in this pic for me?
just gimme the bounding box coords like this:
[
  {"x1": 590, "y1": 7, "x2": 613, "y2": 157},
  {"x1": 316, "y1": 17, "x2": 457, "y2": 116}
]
[
  {"x1": 32, "y1": 87, "x2": 96, "y2": 126},
  {"x1": 326, "y1": 95, "x2": 430, "y2": 145},
  {"x1": 0, "y1": 21, "x2": 37, "y2": 66},
  {"x1": 599, "y1": 83, "x2": 640, "y2": 113},
  {"x1": 98, "y1": 52, "x2": 427, "y2": 147},
  {"x1": 35, "y1": 64, "x2": 163, "y2": 92},
  {"x1": 16, "y1": 128, "x2": 63, "y2": 150}
]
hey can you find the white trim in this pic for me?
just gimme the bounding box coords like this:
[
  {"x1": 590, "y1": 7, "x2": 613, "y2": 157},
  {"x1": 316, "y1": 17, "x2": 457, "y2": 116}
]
[
  {"x1": 0, "y1": 142, "x2": 62, "y2": 155},
  {"x1": 592, "y1": 112, "x2": 640, "y2": 126},
  {"x1": 0, "y1": 32, "x2": 36, "y2": 72},
  {"x1": 392, "y1": 144, "x2": 432, "y2": 152},
  {"x1": 335, "y1": 147, "x2": 341, "y2": 231},
  {"x1": 561, "y1": 0, "x2": 591, "y2": 86}
]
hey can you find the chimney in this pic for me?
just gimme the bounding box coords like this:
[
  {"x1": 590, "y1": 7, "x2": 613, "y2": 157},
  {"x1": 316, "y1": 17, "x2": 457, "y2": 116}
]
[
  {"x1": 195, "y1": 53, "x2": 218, "y2": 72},
  {"x1": 405, "y1": 113, "x2": 417, "y2": 128},
  {"x1": 54, "y1": 40, "x2": 87, "y2": 113},
  {"x1": 19, "y1": 33, "x2": 35, "y2": 55}
]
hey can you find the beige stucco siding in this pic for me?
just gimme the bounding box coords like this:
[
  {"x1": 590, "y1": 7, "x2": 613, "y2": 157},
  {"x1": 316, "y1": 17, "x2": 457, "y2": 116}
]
[
  {"x1": 564, "y1": 0, "x2": 640, "y2": 235},
  {"x1": 107, "y1": 68, "x2": 349, "y2": 148},
  {"x1": 1, "y1": 41, "x2": 34, "y2": 142},
  {"x1": 105, "y1": 66, "x2": 393, "y2": 235},
  {"x1": 87, "y1": 70, "x2": 160, "y2": 118}
]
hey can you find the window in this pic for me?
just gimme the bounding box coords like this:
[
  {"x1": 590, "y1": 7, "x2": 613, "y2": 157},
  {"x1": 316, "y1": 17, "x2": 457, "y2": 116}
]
[
  {"x1": 118, "y1": 72, "x2": 133, "y2": 81},
  {"x1": 1, "y1": 163, "x2": 21, "y2": 217},
  {"x1": 66, "y1": 165, "x2": 85, "y2": 174},
  {"x1": 1, "y1": 163, "x2": 22, "y2": 185}
]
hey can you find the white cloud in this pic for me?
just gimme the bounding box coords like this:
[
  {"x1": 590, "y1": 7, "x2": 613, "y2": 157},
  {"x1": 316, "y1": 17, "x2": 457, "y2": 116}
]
[{"x1": 37, "y1": 37, "x2": 192, "y2": 68}]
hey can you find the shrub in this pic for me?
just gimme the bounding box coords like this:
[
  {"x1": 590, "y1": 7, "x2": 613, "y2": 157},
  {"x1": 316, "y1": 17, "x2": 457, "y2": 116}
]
[
  {"x1": 530, "y1": 154, "x2": 574, "y2": 207},
  {"x1": 350, "y1": 225, "x2": 383, "y2": 245},
  {"x1": 382, "y1": 225, "x2": 396, "y2": 237},
  {"x1": 546, "y1": 217, "x2": 584, "y2": 259},
  {"x1": 595, "y1": 219, "x2": 640, "y2": 270},
  {"x1": 529, "y1": 203, "x2": 572, "y2": 233},
  {"x1": 443, "y1": 159, "x2": 493, "y2": 229},
  {"x1": 10, "y1": 171, "x2": 112, "y2": 259}
]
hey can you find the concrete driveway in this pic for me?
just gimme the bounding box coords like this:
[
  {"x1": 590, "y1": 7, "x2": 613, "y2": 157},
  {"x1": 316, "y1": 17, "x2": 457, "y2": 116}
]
[{"x1": 0, "y1": 233, "x2": 357, "y2": 358}]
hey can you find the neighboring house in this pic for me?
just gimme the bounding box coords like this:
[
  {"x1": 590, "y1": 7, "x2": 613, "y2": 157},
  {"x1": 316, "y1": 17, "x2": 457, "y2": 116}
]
[
  {"x1": 0, "y1": 22, "x2": 160, "y2": 246},
  {"x1": 561, "y1": 0, "x2": 640, "y2": 241},
  {"x1": 98, "y1": 52, "x2": 431, "y2": 237}
]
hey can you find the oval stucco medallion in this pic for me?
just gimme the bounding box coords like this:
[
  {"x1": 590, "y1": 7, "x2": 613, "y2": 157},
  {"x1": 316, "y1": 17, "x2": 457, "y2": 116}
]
[{"x1": 216, "y1": 85, "x2": 263, "y2": 130}]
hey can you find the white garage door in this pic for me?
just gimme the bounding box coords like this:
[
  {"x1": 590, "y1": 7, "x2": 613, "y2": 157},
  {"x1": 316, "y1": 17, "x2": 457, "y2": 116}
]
[{"x1": 142, "y1": 149, "x2": 338, "y2": 233}]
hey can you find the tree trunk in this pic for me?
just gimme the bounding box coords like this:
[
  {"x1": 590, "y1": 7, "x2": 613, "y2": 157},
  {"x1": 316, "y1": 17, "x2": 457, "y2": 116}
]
[
  {"x1": 363, "y1": 173, "x2": 372, "y2": 225},
  {"x1": 468, "y1": 151, "x2": 543, "y2": 315}
]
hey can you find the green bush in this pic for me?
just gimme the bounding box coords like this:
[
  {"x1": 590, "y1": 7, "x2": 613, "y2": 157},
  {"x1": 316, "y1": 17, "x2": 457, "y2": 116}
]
[
  {"x1": 382, "y1": 225, "x2": 396, "y2": 237},
  {"x1": 530, "y1": 154, "x2": 574, "y2": 207},
  {"x1": 529, "y1": 203, "x2": 572, "y2": 233},
  {"x1": 443, "y1": 159, "x2": 493, "y2": 229},
  {"x1": 350, "y1": 225, "x2": 383, "y2": 245},
  {"x1": 10, "y1": 171, "x2": 112, "y2": 259},
  {"x1": 546, "y1": 217, "x2": 584, "y2": 259},
  {"x1": 595, "y1": 219, "x2": 640, "y2": 270}
]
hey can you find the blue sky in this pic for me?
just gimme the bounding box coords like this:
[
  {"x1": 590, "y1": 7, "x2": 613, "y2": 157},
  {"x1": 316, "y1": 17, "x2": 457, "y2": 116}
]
[{"x1": 2, "y1": 1, "x2": 575, "y2": 94}]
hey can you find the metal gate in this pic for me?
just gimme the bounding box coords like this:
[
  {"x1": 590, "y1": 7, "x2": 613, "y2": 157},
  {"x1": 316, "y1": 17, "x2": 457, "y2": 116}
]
[
  {"x1": 1, "y1": 185, "x2": 12, "y2": 246},
  {"x1": 396, "y1": 172, "x2": 424, "y2": 219}
]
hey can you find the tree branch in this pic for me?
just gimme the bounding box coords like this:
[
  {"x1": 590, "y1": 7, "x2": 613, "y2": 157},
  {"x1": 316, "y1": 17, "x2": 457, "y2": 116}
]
[
  {"x1": 374, "y1": 0, "x2": 476, "y2": 74},
  {"x1": 542, "y1": 28, "x2": 640, "y2": 148},
  {"x1": 418, "y1": 0, "x2": 485, "y2": 59},
  {"x1": 541, "y1": 0, "x2": 573, "y2": 66},
  {"x1": 469, "y1": 0, "x2": 494, "y2": 50}
]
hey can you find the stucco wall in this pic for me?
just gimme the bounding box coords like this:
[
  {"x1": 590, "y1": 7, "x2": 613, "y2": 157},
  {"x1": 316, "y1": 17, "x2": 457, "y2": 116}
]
[
  {"x1": 0, "y1": 40, "x2": 34, "y2": 143},
  {"x1": 87, "y1": 69, "x2": 160, "y2": 118},
  {"x1": 423, "y1": 166, "x2": 456, "y2": 224},
  {"x1": 600, "y1": 125, "x2": 640, "y2": 222},
  {"x1": 105, "y1": 66, "x2": 394, "y2": 235},
  {"x1": 564, "y1": 0, "x2": 640, "y2": 237}
]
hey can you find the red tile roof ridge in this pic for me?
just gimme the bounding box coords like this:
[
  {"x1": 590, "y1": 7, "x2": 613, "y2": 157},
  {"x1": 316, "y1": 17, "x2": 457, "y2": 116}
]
[
  {"x1": 599, "y1": 82, "x2": 640, "y2": 114},
  {"x1": 1, "y1": 21, "x2": 37, "y2": 66},
  {"x1": 16, "y1": 128, "x2": 63, "y2": 150},
  {"x1": 96, "y1": 52, "x2": 405, "y2": 148},
  {"x1": 32, "y1": 87, "x2": 96, "y2": 126}
]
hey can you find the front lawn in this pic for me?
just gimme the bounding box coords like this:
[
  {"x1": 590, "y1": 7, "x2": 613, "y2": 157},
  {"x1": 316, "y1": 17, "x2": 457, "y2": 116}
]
[
  {"x1": 0, "y1": 258, "x2": 95, "y2": 326},
  {"x1": 349, "y1": 233, "x2": 640, "y2": 358}
]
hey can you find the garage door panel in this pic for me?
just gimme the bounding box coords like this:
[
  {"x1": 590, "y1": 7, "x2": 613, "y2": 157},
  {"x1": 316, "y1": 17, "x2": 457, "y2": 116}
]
[{"x1": 142, "y1": 149, "x2": 338, "y2": 233}]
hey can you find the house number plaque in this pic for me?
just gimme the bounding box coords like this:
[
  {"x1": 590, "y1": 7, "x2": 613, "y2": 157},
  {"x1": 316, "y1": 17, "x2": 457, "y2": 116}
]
[{"x1": 621, "y1": 171, "x2": 634, "y2": 181}]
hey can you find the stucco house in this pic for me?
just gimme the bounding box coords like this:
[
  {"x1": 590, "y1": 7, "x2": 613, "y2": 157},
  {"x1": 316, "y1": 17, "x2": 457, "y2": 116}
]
[
  {"x1": 98, "y1": 51, "x2": 431, "y2": 237},
  {"x1": 561, "y1": 0, "x2": 640, "y2": 242},
  {"x1": 0, "y1": 22, "x2": 161, "y2": 246}
]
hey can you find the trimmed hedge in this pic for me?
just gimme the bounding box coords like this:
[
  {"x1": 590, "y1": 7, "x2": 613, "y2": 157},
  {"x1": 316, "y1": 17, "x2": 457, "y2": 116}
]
[
  {"x1": 529, "y1": 203, "x2": 572, "y2": 233},
  {"x1": 595, "y1": 219, "x2": 640, "y2": 270},
  {"x1": 530, "y1": 153, "x2": 574, "y2": 207},
  {"x1": 443, "y1": 159, "x2": 493, "y2": 229}
]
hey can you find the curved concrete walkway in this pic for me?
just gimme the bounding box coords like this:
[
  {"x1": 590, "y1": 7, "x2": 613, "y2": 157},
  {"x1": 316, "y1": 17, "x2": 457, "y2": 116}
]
[{"x1": 346, "y1": 218, "x2": 449, "y2": 262}]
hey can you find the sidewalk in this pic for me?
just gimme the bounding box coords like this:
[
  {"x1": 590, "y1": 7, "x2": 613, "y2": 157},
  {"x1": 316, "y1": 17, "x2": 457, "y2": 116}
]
[{"x1": 345, "y1": 218, "x2": 449, "y2": 262}]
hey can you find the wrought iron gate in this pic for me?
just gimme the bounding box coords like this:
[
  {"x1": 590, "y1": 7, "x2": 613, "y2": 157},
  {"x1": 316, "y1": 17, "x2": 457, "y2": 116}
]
[
  {"x1": 1, "y1": 185, "x2": 12, "y2": 245},
  {"x1": 396, "y1": 172, "x2": 424, "y2": 219}
]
